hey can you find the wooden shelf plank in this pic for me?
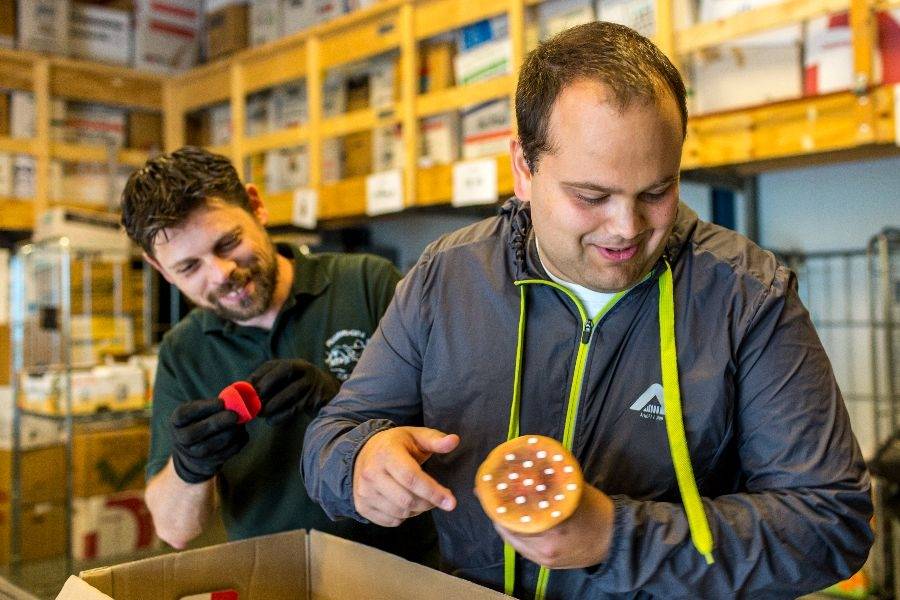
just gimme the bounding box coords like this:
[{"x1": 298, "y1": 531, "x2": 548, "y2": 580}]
[
  {"x1": 264, "y1": 190, "x2": 295, "y2": 225},
  {"x1": 243, "y1": 126, "x2": 311, "y2": 156},
  {"x1": 321, "y1": 107, "x2": 399, "y2": 139},
  {"x1": 0, "y1": 199, "x2": 35, "y2": 229},
  {"x1": 243, "y1": 43, "x2": 307, "y2": 94},
  {"x1": 416, "y1": 154, "x2": 514, "y2": 206},
  {"x1": 0, "y1": 137, "x2": 36, "y2": 155},
  {"x1": 49, "y1": 143, "x2": 150, "y2": 168},
  {"x1": 682, "y1": 86, "x2": 893, "y2": 169},
  {"x1": 0, "y1": 48, "x2": 35, "y2": 91},
  {"x1": 320, "y1": 11, "x2": 401, "y2": 70},
  {"x1": 49, "y1": 59, "x2": 164, "y2": 110},
  {"x1": 171, "y1": 63, "x2": 231, "y2": 113},
  {"x1": 415, "y1": 0, "x2": 509, "y2": 40},
  {"x1": 417, "y1": 76, "x2": 513, "y2": 118},
  {"x1": 676, "y1": 0, "x2": 849, "y2": 54},
  {"x1": 318, "y1": 176, "x2": 367, "y2": 219}
]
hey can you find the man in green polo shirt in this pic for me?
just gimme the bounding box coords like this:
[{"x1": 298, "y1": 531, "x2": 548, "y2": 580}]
[{"x1": 120, "y1": 146, "x2": 434, "y2": 561}]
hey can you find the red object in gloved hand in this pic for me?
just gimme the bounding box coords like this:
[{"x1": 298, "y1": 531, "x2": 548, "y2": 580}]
[{"x1": 219, "y1": 381, "x2": 261, "y2": 424}]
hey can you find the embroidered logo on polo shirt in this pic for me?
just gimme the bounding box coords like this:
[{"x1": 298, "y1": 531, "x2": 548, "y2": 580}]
[
  {"x1": 325, "y1": 329, "x2": 370, "y2": 381},
  {"x1": 629, "y1": 383, "x2": 664, "y2": 421}
]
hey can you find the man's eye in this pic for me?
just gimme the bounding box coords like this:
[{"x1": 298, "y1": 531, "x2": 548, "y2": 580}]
[
  {"x1": 642, "y1": 187, "x2": 671, "y2": 202},
  {"x1": 178, "y1": 262, "x2": 198, "y2": 275},
  {"x1": 575, "y1": 193, "x2": 608, "y2": 205},
  {"x1": 220, "y1": 236, "x2": 240, "y2": 250}
]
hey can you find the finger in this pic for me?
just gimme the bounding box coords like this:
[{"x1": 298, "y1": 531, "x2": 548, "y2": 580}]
[
  {"x1": 364, "y1": 475, "x2": 436, "y2": 519},
  {"x1": 171, "y1": 398, "x2": 226, "y2": 427},
  {"x1": 247, "y1": 361, "x2": 290, "y2": 393},
  {"x1": 385, "y1": 453, "x2": 456, "y2": 511},
  {"x1": 259, "y1": 384, "x2": 307, "y2": 415},
  {"x1": 408, "y1": 428, "x2": 460, "y2": 459},
  {"x1": 180, "y1": 426, "x2": 245, "y2": 458},
  {"x1": 358, "y1": 502, "x2": 408, "y2": 528},
  {"x1": 174, "y1": 408, "x2": 240, "y2": 445}
]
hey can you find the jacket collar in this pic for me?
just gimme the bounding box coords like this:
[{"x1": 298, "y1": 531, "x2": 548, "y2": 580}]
[{"x1": 200, "y1": 243, "x2": 331, "y2": 333}]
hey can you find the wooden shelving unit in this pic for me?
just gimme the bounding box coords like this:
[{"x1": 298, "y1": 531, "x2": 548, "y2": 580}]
[
  {"x1": 0, "y1": 48, "x2": 165, "y2": 230},
  {"x1": 3, "y1": 0, "x2": 898, "y2": 230}
]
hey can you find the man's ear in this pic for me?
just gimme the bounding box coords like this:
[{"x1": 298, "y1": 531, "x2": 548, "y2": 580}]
[
  {"x1": 510, "y1": 138, "x2": 533, "y2": 203},
  {"x1": 143, "y1": 251, "x2": 174, "y2": 284},
  {"x1": 246, "y1": 184, "x2": 269, "y2": 226}
]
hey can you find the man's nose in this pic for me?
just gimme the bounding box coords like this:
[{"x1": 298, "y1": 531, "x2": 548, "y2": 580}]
[
  {"x1": 606, "y1": 200, "x2": 644, "y2": 242},
  {"x1": 208, "y1": 255, "x2": 237, "y2": 285}
]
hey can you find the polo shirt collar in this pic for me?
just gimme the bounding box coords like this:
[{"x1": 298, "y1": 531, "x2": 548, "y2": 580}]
[{"x1": 200, "y1": 243, "x2": 331, "y2": 333}]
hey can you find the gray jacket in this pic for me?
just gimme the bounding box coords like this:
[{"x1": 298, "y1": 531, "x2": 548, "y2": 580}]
[{"x1": 303, "y1": 199, "x2": 872, "y2": 599}]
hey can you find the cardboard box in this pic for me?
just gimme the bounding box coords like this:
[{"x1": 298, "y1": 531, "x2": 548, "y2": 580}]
[
  {"x1": 0, "y1": 387, "x2": 68, "y2": 450},
  {"x1": 312, "y1": 0, "x2": 346, "y2": 25},
  {"x1": 691, "y1": 43, "x2": 802, "y2": 114},
  {"x1": 322, "y1": 138, "x2": 342, "y2": 182},
  {"x1": 462, "y1": 99, "x2": 512, "y2": 160},
  {"x1": 595, "y1": 0, "x2": 695, "y2": 39},
  {"x1": 283, "y1": 0, "x2": 316, "y2": 36},
  {"x1": 265, "y1": 146, "x2": 309, "y2": 192},
  {"x1": 34, "y1": 207, "x2": 131, "y2": 254},
  {"x1": 72, "y1": 425, "x2": 148, "y2": 497},
  {"x1": 70, "y1": 3, "x2": 133, "y2": 65},
  {"x1": 134, "y1": 0, "x2": 202, "y2": 73},
  {"x1": 209, "y1": 103, "x2": 232, "y2": 146},
  {"x1": 0, "y1": 327, "x2": 7, "y2": 386},
  {"x1": 53, "y1": 102, "x2": 127, "y2": 147},
  {"x1": 538, "y1": 0, "x2": 594, "y2": 40},
  {"x1": 454, "y1": 38, "x2": 512, "y2": 86},
  {"x1": 10, "y1": 91, "x2": 34, "y2": 139},
  {"x1": 12, "y1": 155, "x2": 34, "y2": 199},
  {"x1": 269, "y1": 82, "x2": 308, "y2": 129},
  {"x1": 18, "y1": 0, "x2": 70, "y2": 54},
  {"x1": 205, "y1": 2, "x2": 248, "y2": 61},
  {"x1": 373, "y1": 124, "x2": 402, "y2": 172},
  {"x1": 0, "y1": 153, "x2": 12, "y2": 199},
  {"x1": 343, "y1": 130, "x2": 372, "y2": 178},
  {"x1": 19, "y1": 362, "x2": 145, "y2": 416},
  {"x1": 323, "y1": 72, "x2": 347, "y2": 116},
  {"x1": 250, "y1": 0, "x2": 281, "y2": 46},
  {"x1": 699, "y1": 0, "x2": 800, "y2": 45},
  {"x1": 457, "y1": 16, "x2": 508, "y2": 52},
  {"x1": 58, "y1": 529, "x2": 510, "y2": 600},
  {"x1": 127, "y1": 111, "x2": 162, "y2": 150},
  {"x1": 0, "y1": 445, "x2": 66, "y2": 503},
  {"x1": 0, "y1": 0, "x2": 14, "y2": 49},
  {"x1": 420, "y1": 113, "x2": 460, "y2": 166},
  {"x1": 804, "y1": 10, "x2": 900, "y2": 95},
  {"x1": 0, "y1": 500, "x2": 66, "y2": 564},
  {"x1": 370, "y1": 54, "x2": 399, "y2": 111},
  {"x1": 245, "y1": 91, "x2": 271, "y2": 137},
  {"x1": 0, "y1": 92, "x2": 8, "y2": 137},
  {"x1": 72, "y1": 490, "x2": 157, "y2": 562},
  {"x1": 420, "y1": 40, "x2": 455, "y2": 93}
]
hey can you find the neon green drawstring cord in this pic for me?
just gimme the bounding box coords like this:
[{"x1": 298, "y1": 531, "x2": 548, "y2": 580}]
[{"x1": 503, "y1": 263, "x2": 714, "y2": 598}]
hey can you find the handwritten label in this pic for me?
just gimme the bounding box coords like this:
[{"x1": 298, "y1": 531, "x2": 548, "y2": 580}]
[
  {"x1": 291, "y1": 188, "x2": 318, "y2": 229},
  {"x1": 452, "y1": 159, "x2": 498, "y2": 207},
  {"x1": 366, "y1": 169, "x2": 404, "y2": 216}
]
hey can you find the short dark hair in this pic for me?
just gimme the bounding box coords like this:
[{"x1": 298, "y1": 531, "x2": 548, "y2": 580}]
[
  {"x1": 515, "y1": 21, "x2": 688, "y2": 172},
  {"x1": 121, "y1": 146, "x2": 251, "y2": 255}
]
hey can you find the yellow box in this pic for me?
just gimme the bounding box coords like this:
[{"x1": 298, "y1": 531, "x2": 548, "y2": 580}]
[
  {"x1": 0, "y1": 446, "x2": 67, "y2": 504},
  {"x1": 0, "y1": 500, "x2": 67, "y2": 564},
  {"x1": 72, "y1": 425, "x2": 149, "y2": 498}
]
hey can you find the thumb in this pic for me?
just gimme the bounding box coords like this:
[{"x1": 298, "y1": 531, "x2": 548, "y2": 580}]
[{"x1": 410, "y1": 428, "x2": 460, "y2": 456}]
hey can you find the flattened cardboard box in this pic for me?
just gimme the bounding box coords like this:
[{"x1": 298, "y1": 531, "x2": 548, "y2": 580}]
[{"x1": 58, "y1": 529, "x2": 511, "y2": 600}]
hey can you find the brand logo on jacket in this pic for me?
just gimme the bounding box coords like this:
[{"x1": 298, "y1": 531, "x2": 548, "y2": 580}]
[
  {"x1": 324, "y1": 329, "x2": 369, "y2": 381},
  {"x1": 629, "y1": 383, "x2": 664, "y2": 421}
]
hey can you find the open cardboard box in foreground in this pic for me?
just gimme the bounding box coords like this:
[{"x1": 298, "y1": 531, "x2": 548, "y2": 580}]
[{"x1": 57, "y1": 529, "x2": 510, "y2": 599}]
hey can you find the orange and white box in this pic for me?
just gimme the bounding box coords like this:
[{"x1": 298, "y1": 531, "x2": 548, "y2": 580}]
[
  {"x1": 462, "y1": 100, "x2": 512, "y2": 160},
  {"x1": 72, "y1": 490, "x2": 159, "y2": 561},
  {"x1": 134, "y1": 0, "x2": 202, "y2": 73}
]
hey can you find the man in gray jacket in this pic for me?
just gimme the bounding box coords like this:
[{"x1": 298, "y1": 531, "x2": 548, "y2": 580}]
[{"x1": 303, "y1": 21, "x2": 873, "y2": 599}]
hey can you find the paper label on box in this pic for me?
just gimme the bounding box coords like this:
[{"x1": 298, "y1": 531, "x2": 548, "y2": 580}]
[
  {"x1": 366, "y1": 170, "x2": 404, "y2": 216},
  {"x1": 0, "y1": 249, "x2": 7, "y2": 325},
  {"x1": 292, "y1": 188, "x2": 318, "y2": 229},
  {"x1": 452, "y1": 159, "x2": 498, "y2": 207}
]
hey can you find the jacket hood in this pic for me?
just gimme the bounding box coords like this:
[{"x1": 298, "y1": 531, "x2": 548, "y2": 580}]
[{"x1": 500, "y1": 196, "x2": 700, "y2": 280}]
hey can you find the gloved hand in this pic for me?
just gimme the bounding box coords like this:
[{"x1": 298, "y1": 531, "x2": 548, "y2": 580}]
[
  {"x1": 248, "y1": 359, "x2": 341, "y2": 426},
  {"x1": 170, "y1": 398, "x2": 249, "y2": 484}
]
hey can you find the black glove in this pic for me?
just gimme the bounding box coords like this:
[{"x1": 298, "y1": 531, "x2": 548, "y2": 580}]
[
  {"x1": 247, "y1": 359, "x2": 341, "y2": 426},
  {"x1": 170, "y1": 398, "x2": 249, "y2": 484}
]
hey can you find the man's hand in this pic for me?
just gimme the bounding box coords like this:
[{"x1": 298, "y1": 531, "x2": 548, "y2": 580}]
[
  {"x1": 353, "y1": 426, "x2": 460, "y2": 526},
  {"x1": 489, "y1": 484, "x2": 616, "y2": 569},
  {"x1": 170, "y1": 398, "x2": 249, "y2": 484},
  {"x1": 248, "y1": 359, "x2": 341, "y2": 426}
]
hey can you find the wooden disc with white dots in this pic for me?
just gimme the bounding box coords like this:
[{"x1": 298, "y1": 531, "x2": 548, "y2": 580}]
[{"x1": 475, "y1": 434, "x2": 584, "y2": 534}]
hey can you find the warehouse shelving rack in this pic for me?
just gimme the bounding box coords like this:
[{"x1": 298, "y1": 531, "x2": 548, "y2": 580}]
[{"x1": 0, "y1": 48, "x2": 165, "y2": 230}]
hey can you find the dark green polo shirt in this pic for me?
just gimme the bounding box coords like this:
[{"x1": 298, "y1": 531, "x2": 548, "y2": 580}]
[{"x1": 147, "y1": 245, "x2": 433, "y2": 559}]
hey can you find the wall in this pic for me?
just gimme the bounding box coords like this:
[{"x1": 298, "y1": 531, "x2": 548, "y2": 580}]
[{"x1": 758, "y1": 155, "x2": 900, "y2": 252}]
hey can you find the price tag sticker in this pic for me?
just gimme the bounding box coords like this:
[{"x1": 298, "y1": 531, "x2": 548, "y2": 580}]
[
  {"x1": 452, "y1": 159, "x2": 498, "y2": 207},
  {"x1": 366, "y1": 169, "x2": 404, "y2": 216},
  {"x1": 291, "y1": 188, "x2": 318, "y2": 229}
]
